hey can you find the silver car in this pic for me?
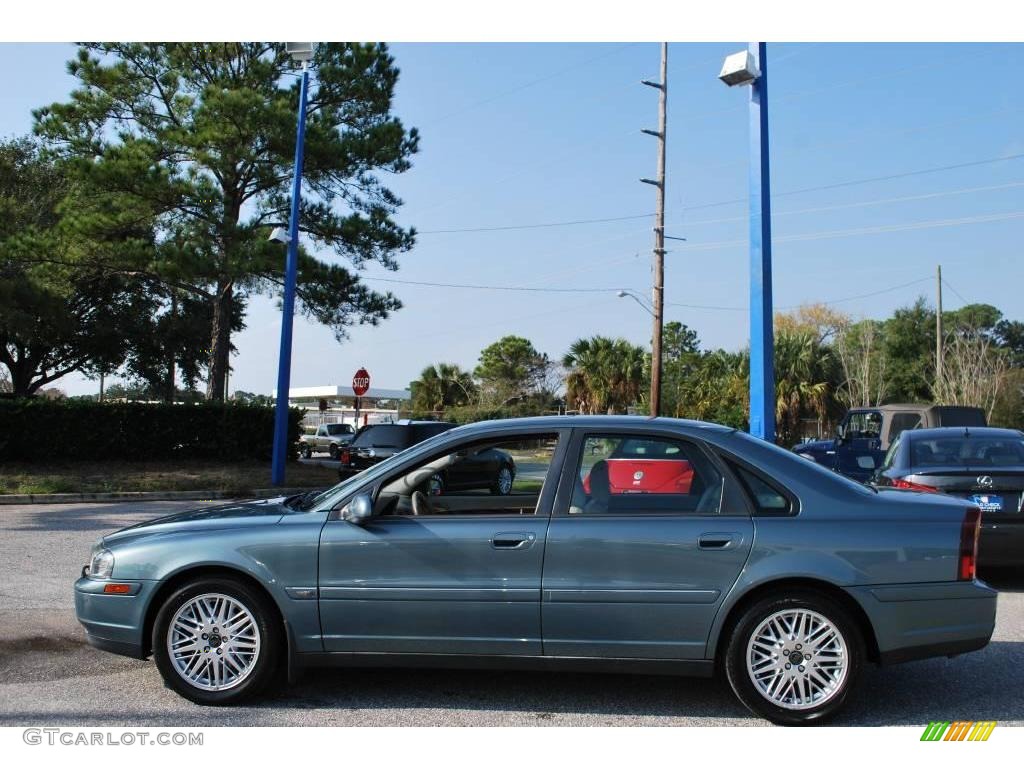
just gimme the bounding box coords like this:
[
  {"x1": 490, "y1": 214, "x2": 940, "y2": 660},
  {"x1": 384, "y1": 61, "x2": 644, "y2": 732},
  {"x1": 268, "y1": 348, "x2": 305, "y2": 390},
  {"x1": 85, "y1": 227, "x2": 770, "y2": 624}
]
[{"x1": 75, "y1": 416, "x2": 996, "y2": 724}]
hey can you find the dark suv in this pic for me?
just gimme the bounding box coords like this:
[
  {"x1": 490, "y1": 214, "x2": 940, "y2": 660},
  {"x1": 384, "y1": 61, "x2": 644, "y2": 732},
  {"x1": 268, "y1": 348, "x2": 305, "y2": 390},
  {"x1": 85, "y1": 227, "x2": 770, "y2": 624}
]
[{"x1": 338, "y1": 421, "x2": 456, "y2": 479}]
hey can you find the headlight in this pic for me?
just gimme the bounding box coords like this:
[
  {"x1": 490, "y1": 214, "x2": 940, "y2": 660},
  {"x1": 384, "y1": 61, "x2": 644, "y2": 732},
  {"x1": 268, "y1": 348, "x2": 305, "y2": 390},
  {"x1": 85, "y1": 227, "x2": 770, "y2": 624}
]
[{"x1": 88, "y1": 548, "x2": 114, "y2": 580}]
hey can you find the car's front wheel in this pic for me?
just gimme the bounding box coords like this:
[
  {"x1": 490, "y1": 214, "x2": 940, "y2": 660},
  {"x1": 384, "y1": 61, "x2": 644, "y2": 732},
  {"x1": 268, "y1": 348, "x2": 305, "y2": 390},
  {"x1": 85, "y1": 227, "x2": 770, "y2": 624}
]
[
  {"x1": 491, "y1": 465, "x2": 514, "y2": 496},
  {"x1": 152, "y1": 577, "x2": 281, "y2": 705},
  {"x1": 724, "y1": 591, "x2": 863, "y2": 725}
]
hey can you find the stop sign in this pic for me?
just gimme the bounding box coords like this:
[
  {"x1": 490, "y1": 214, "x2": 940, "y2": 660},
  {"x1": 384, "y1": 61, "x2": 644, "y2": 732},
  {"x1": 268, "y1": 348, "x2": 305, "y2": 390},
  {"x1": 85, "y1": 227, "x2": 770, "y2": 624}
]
[{"x1": 352, "y1": 367, "x2": 370, "y2": 397}]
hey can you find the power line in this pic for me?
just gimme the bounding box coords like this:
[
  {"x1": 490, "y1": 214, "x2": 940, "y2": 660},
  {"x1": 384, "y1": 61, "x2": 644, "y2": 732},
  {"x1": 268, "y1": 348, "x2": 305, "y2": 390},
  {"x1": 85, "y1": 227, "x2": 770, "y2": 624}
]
[
  {"x1": 664, "y1": 276, "x2": 934, "y2": 312},
  {"x1": 681, "y1": 152, "x2": 1024, "y2": 214},
  {"x1": 422, "y1": 43, "x2": 640, "y2": 127},
  {"x1": 676, "y1": 209, "x2": 1024, "y2": 253},
  {"x1": 419, "y1": 212, "x2": 653, "y2": 234},
  {"x1": 941, "y1": 277, "x2": 972, "y2": 306},
  {"x1": 682, "y1": 180, "x2": 1024, "y2": 228},
  {"x1": 363, "y1": 276, "x2": 645, "y2": 294},
  {"x1": 418, "y1": 152, "x2": 1024, "y2": 234}
]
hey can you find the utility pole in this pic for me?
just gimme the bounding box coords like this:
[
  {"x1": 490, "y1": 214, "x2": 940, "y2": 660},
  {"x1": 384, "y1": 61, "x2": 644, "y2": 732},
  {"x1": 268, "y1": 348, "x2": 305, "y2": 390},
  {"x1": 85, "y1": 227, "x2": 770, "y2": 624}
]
[
  {"x1": 641, "y1": 42, "x2": 668, "y2": 417},
  {"x1": 936, "y1": 264, "x2": 944, "y2": 399}
]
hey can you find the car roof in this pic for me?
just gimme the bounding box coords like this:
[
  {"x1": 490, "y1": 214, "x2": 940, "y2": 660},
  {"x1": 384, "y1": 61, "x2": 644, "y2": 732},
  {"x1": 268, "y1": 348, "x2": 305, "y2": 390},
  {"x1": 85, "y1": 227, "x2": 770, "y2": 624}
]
[
  {"x1": 906, "y1": 426, "x2": 1024, "y2": 440},
  {"x1": 447, "y1": 415, "x2": 735, "y2": 436}
]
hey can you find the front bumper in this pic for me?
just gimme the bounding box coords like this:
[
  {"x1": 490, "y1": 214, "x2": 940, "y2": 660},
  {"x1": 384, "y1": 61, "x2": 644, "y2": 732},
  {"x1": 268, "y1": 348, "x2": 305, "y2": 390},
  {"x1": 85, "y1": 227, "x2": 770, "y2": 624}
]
[
  {"x1": 848, "y1": 580, "x2": 998, "y2": 665},
  {"x1": 74, "y1": 577, "x2": 158, "y2": 660}
]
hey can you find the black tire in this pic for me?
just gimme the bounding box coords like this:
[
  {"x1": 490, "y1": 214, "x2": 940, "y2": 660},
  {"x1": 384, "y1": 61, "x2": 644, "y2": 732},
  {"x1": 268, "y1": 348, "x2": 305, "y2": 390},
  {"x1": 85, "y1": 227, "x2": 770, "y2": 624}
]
[
  {"x1": 152, "y1": 576, "x2": 282, "y2": 706},
  {"x1": 490, "y1": 464, "x2": 515, "y2": 496},
  {"x1": 328, "y1": 443, "x2": 340, "y2": 460},
  {"x1": 301, "y1": 445, "x2": 312, "y2": 459},
  {"x1": 723, "y1": 590, "x2": 864, "y2": 725}
]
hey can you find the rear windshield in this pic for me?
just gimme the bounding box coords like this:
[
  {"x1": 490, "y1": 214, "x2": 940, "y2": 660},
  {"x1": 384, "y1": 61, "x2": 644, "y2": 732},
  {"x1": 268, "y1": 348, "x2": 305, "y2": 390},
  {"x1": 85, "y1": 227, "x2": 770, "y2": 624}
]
[
  {"x1": 912, "y1": 436, "x2": 1024, "y2": 467},
  {"x1": 351, "y1": 425, "x2": 413, "y2": 448},
  {"x1": 325, "y1": 424, "x2": 353, "y2": 436}
]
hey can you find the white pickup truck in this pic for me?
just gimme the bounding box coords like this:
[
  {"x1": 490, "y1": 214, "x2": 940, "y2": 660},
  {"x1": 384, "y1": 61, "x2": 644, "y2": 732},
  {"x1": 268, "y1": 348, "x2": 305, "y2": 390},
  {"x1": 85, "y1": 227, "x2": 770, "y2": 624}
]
[{"x1": 299, "y1": 423, "x2": 356, "y2": 459}]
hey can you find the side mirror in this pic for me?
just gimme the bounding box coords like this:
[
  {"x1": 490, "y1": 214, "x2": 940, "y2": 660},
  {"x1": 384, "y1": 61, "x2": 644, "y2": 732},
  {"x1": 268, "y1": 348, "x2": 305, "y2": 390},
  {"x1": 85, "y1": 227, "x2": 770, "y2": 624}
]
[
  {"x1": 343, "y1": 493, "x2": 374, "y2": 525},
  {"x1": 835, "y1": 423, "x2": 847, "y2": 443}
]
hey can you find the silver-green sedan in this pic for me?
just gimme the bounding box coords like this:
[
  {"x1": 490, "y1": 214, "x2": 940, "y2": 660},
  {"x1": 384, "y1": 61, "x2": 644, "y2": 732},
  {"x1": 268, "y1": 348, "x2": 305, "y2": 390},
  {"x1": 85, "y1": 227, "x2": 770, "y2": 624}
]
[{"x1": 75, "y1": 416, "x2": 996, "y2": 725}]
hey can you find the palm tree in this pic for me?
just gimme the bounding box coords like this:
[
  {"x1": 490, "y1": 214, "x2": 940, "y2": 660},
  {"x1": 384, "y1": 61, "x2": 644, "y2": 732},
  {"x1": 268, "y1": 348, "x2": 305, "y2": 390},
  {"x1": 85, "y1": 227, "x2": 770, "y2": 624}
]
[
  {"x1": 563, "y1": 336, "x2": 648, "y2": 414},
  {"x1": 409, "y1": 363, "x2": 477, "y2": 413},
  {"x1": 773, "y1": 330, "x2": 835, "y2": 444}
]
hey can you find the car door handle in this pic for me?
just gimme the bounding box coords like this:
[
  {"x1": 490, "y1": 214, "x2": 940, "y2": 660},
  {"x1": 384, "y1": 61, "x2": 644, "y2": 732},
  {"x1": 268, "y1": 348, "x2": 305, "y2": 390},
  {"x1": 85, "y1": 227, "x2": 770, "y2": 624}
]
[
  {"x1": 699, "y1": 533, "x2": 739, "y2": 550},
  {"x1": 491, "y1": 532, "x2": 535, "y2": 550}
]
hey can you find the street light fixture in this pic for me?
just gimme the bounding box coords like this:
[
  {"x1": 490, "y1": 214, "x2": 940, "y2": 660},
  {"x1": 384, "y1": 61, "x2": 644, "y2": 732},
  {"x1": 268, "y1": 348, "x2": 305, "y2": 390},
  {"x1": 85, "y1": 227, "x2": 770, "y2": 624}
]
[
  {"x1": 270, "y1": 42, "x2": 316, "y2": 486},
  {"x1": 719, "y1": 42, "x2": 775, "y2": 442},
  {"x1": 617, "y1": 289, "x2": 655, "y2": 317}
]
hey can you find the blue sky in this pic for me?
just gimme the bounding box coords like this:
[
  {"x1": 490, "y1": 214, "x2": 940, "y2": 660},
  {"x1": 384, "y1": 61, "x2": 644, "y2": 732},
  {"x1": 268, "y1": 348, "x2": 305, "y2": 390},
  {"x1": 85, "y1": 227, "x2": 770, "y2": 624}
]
[{"x1": 3, "y1": 42, "x2": 1024, "y2": 396}]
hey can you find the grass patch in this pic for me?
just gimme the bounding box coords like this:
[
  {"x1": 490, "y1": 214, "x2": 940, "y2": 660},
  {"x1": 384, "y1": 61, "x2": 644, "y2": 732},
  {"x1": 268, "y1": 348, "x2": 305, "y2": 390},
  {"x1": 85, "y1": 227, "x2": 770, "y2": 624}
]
[{"x1": 0, "y1": 460, "x2": 339, "y2": 495}]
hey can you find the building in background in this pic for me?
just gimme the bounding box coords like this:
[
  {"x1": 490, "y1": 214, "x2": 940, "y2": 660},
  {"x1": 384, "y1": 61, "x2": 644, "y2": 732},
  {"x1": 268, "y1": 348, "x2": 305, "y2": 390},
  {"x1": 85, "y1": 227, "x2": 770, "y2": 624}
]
[{"x1": 281, "y1": 384, "x2": 411, "y2": 430}]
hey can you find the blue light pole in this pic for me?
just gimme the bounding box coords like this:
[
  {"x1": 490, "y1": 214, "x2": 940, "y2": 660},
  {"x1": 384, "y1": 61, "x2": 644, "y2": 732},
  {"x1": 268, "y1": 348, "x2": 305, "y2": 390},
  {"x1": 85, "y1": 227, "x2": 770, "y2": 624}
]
[
  {"x1": 720, "y1": 42, "x2": 775, "y2": 442},
  {"x1": 271, "y1": 46, "x2": 313, "y2": 486}
]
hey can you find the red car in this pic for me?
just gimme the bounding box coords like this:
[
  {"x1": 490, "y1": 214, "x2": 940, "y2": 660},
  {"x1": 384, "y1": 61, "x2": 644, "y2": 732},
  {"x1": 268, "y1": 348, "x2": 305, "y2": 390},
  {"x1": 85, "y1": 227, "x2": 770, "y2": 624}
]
[{"x1": 583, "y1": 438, "x2": 694, "y2": 494}]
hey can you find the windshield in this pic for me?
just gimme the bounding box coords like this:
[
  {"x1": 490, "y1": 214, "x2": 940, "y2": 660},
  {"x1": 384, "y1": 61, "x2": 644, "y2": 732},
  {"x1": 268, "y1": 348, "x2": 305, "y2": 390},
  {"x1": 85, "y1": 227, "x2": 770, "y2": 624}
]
[
  {"x1": 912, "y1": 435, "x2": 1024, "y2": 467},
  {"x1": 310, "y1": 428, "x2": 459, "y2": 512},
  {"x1": 351, "y1": 425, "x2": 413, "y2": 448}
]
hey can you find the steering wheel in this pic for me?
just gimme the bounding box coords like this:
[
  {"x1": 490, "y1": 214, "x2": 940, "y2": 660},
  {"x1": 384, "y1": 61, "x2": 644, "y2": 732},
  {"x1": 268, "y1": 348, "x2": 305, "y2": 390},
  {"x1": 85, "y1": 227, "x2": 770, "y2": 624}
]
[{"x1": 410, "y1": 490, "x2": 434, "y2": 516}]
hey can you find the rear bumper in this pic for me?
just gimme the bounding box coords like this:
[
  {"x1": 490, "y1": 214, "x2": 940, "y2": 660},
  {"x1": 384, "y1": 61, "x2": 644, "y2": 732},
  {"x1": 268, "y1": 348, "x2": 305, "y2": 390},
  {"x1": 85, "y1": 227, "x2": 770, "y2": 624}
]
[
  {"x1": 74, "y1": 577, "x2": 156, "y2": 660},
  {"x1": 847, "y1": 580, "x2": 997, "y2": 665}
]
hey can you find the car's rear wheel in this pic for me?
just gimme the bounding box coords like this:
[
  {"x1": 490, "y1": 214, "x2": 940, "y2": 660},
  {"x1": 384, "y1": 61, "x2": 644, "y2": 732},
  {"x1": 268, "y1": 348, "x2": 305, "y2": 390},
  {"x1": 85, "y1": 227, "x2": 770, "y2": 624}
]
[
  {"x1": 328, "y1": 444, "x2": 340, "y2": 460},
  {"x1": 301, "y1": 445, "x2": 312, "y2": 459},
  {"x1": 491, "y1": 466, "x2": 514, "y2": 496},
  {"x1": 724, "y1": 591, "x2": 863, "y2": 725},
  {"x1": 153, "y1": 577, "x2": 281, "y2": 705}
]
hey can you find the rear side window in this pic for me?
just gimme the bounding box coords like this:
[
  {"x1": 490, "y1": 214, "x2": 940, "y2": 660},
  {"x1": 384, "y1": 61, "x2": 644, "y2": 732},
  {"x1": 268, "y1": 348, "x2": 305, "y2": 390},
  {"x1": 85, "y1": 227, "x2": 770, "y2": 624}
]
[
  {"x1": 887, "y1": 412, "x2": 922, "y2": 443},
  {"x1": 728, "y1": 461, "x2": 793, "y2": 516},
  {"x1": 569, "y1": 434, "x2": 723, "y2": 515}
]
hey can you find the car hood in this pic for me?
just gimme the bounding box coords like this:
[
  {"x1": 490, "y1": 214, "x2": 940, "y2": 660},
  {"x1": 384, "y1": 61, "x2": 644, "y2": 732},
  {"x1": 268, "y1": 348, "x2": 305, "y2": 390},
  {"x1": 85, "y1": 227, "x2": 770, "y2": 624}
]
[{"x1": 102, "y1": 497, "x2": 290, "y2": 548}]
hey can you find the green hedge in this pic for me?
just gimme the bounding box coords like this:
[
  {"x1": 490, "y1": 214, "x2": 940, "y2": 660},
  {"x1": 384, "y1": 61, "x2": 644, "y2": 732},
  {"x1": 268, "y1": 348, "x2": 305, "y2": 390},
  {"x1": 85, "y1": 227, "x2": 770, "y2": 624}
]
[{"x1": 0, "y1": 399, "x2": 304, "y2": 462}]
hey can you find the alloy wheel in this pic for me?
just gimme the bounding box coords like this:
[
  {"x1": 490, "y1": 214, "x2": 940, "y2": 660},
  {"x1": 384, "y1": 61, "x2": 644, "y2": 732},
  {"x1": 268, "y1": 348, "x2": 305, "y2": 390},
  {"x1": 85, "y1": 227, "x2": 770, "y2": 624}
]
[
  {"x1": 167, "y1": 593, "x2": 262, "y2": 692},
  {"x1": 745, "y1": 608, "x2": 848, "y2": 711}
]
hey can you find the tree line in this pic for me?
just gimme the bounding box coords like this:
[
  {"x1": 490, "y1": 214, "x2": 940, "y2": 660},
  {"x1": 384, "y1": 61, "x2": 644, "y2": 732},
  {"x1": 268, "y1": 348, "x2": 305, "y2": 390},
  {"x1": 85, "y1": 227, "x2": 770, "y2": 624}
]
[
  {"x1": 410, "y1": 300, "x2": 1024, "y2": 444},
  {"x1": 1, "y1": 43, "x2": 418, "y2": 400}
]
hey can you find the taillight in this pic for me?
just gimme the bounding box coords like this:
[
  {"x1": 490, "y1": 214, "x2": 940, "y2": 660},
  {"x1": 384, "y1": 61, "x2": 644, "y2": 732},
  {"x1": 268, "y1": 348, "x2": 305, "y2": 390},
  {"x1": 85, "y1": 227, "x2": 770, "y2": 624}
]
[
  {"x1": 339, "y1": 449, "x2": 350, "y2": 464},
  {"x1": 892, "y1": 478, "x2": 938, "y2": 493},
  {"x1": 958, "y1": 507, "x2": 982, "y2": 581}
]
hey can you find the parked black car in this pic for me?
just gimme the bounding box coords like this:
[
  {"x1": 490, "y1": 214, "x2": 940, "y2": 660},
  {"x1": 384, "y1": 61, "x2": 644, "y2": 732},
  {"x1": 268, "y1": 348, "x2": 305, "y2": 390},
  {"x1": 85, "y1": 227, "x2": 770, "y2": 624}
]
[
  {"x1": 338, "y1": 421, "x2": 456, "y2": 479},
  {"x1": 872, "y1": 426, "x2": 1024, "y2": 567},
  {"x1": 338, "y1": 420, "x2": 517, "y2": 495}
]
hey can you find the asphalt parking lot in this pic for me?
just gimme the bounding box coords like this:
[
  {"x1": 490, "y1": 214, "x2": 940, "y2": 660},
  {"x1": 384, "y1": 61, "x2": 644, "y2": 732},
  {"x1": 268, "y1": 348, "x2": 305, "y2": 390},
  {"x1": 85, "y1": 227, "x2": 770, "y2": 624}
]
[{"x1": 1, "y1": 500, "x2": 1021, "y2": 727}]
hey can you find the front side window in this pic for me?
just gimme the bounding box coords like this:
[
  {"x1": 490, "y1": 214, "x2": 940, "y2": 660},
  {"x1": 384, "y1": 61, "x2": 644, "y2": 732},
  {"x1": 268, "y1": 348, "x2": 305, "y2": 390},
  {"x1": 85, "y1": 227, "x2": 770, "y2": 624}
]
[
  {"x1": 372, "y1": 433, "x2": 560, "y2": 517},
  {"x1": 846, "y1": 411, "x2": 882, "y2": 439},
  {"x1": 569, "y1": 434, "x2": 723, "y2": 515}
]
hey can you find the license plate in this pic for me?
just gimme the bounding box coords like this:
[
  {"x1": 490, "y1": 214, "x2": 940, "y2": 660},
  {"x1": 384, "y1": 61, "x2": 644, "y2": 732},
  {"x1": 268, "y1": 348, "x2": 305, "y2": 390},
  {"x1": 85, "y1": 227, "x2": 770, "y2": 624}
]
[{"x1": 970, "y1": 494, "x2": 1003, "y2": 512}]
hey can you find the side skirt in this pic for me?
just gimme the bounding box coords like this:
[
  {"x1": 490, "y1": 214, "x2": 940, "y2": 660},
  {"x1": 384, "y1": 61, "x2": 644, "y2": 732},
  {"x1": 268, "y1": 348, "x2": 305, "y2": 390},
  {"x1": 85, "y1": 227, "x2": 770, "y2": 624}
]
[{"x1": 292, "y1": 651, "x2": 715, "y2": 678}]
